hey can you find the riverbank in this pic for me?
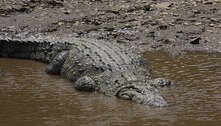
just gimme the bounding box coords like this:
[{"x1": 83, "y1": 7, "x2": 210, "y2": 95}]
[{"x1": 0, "y1": 0, "x2": 221, "y2": 55}]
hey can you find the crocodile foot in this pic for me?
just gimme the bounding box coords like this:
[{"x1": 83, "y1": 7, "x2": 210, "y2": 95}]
[
  {"x1": 74, "y1": 76, "x2": 96, "y2": 92},
  {"x1": 45, "y1": 51, "x2": 69, "y2": 75}
]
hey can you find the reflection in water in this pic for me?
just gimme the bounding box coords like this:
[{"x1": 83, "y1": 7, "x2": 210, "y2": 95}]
[{"x1": 0, "y1": 51, "x2": 221, "y2": 126}]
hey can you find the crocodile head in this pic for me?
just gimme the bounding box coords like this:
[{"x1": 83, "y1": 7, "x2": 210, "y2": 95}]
[{"x1": 116, "y1": 81, "x2": 167, "y2": 107}]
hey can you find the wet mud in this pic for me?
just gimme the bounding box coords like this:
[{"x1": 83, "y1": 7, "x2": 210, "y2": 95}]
[{"x1": 0, "y1": 0, "x2": 221, "y2": 55}]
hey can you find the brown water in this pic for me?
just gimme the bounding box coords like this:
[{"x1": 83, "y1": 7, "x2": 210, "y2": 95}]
[{"x1": 0, "y1": 51, "x2": 221, "y2": 126}]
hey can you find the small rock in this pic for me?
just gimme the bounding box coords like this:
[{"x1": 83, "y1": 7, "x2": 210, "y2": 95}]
[
  {"x1": 58, "y1": 22, "x2": 64, "y2": 25},
  {"x1": 155, "y1": 2, "x2": 173, "y2": 9},
  {"x1": 63, "y1": 9, "x2": 72, "y2": 15},
  {"x1": 209, "y1": 23, "x2": 215, "y2": 27},
  {"x1": 210, "y1": 18, "x2": 220, "y2": 22},
  {"x1": 162, "y1": 12, "x2": 168, "y2": 15},
  {"x1": 169, "y1": 23, "x2": 175, "y2": 26},
  {"x1": 125, "y1": 23, "x2": 131, "y2": 28},
  {"x1": 193, "y1": 10, "x2": 200, "y2": 14},
  {"x1": 205, "y1": 39, "x2": 210, "y2": 43},
  {"x1": 206, "y1": 29, "x2": 214, "y2": 33},
  {"x1": 66, "y1": 25, "x2": 71, "y2": 28},
  {"x1": 92, "y1": 20, "x2": 101, "y2": 25},
  {"x1": 190, "y1": 37, "x2": 201, "y2": 44},
  {"x1": 203, "y1": 0, "x2": 213, "y2": 4},
  {"x1": 183, "y1": 22, "x2": 188, "y2": 26},
  {"x1": 195, "y1": 22, "x2": 202, "y2": 26},
  {"x1": 196, "y1": 0, "x2": 203, "y2": 3},
  {"x1": 172, "y1": 13, "x2": 179, "y2": 17},
  {"x1": 74, "y1": 21, "x2": 80, "y2": 26}
]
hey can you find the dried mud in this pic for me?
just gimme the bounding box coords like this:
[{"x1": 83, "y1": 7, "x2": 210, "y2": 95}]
[{"x1": 0, "y1": 0, "x2": 221, "y2": 55}]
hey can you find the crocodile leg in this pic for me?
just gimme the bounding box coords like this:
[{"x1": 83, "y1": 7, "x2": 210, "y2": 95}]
[
  {"x1": 73, "y1": 76, "x2": 96, "y2": 92},
  {"x1": 45, "y1": 51, "x2": 69, "y2": 75}
]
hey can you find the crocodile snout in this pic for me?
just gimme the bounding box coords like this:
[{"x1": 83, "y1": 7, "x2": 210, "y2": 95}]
[{"x1": 117, "y1": 85, "x2": 167, "y2": 107}]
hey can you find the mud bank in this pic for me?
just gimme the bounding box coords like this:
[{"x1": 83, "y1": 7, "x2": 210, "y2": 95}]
[{"x1": 0, "y1": 0, "x2": 221, "y2": 55}]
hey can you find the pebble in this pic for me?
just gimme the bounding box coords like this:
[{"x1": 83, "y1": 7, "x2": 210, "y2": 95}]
[
  {"x1": 209, "y1": 23, "x2": 215, "y2": 27},
  {"x1": 210, "y1": 18, "x2": 219, "y2": 22},
  {"x1": 190, "y1": 36, "x2": 201, "y2": 44},
  {"x1": 203, "y1": 0, "x2": 213, "y2": 4},
  {"x1": 63, "y1": 9, "x2": 72, "y2": 15},
  {"x1": 193, "y1": 10, "x2": 200, "y2": 14},
  {"x1": 206, "y1": 29, "x2": 214, "y2": 33},
  {"x1": 195, "y1": 22, "x2": 202, "y2": 26},
  {"x1": 58, "y1": 22, "x2": 64, "y2": 25},
  {"x1": 155, "y1": 2, "x2": 173, "y2": 9}
]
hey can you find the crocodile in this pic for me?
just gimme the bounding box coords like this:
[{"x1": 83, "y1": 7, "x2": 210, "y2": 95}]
[{"x1": 0, "y1": 35, "x2": 173, "y2": 107}]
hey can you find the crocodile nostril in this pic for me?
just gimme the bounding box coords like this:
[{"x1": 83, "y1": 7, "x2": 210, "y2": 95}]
[{"x1": 150, "y1": 98, "x2": 168, "y2": 107}]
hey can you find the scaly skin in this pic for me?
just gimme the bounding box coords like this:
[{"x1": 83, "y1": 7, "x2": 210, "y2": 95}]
[
  {"x1": 48, "y1": 38, "x2": 172, "y2": 107},
  {"x1": 0, "y1": 35, "x2": 173, "y2": 107}
]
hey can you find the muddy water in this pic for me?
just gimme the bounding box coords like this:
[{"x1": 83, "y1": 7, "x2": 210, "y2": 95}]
[{"x1": 0, "y1": 51, "x2": 221, "y2": 126}]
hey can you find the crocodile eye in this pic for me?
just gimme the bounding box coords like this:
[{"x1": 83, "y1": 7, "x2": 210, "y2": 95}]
[{"x1": 120, "y1": 94, "x2": 131, "y2": 100}]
